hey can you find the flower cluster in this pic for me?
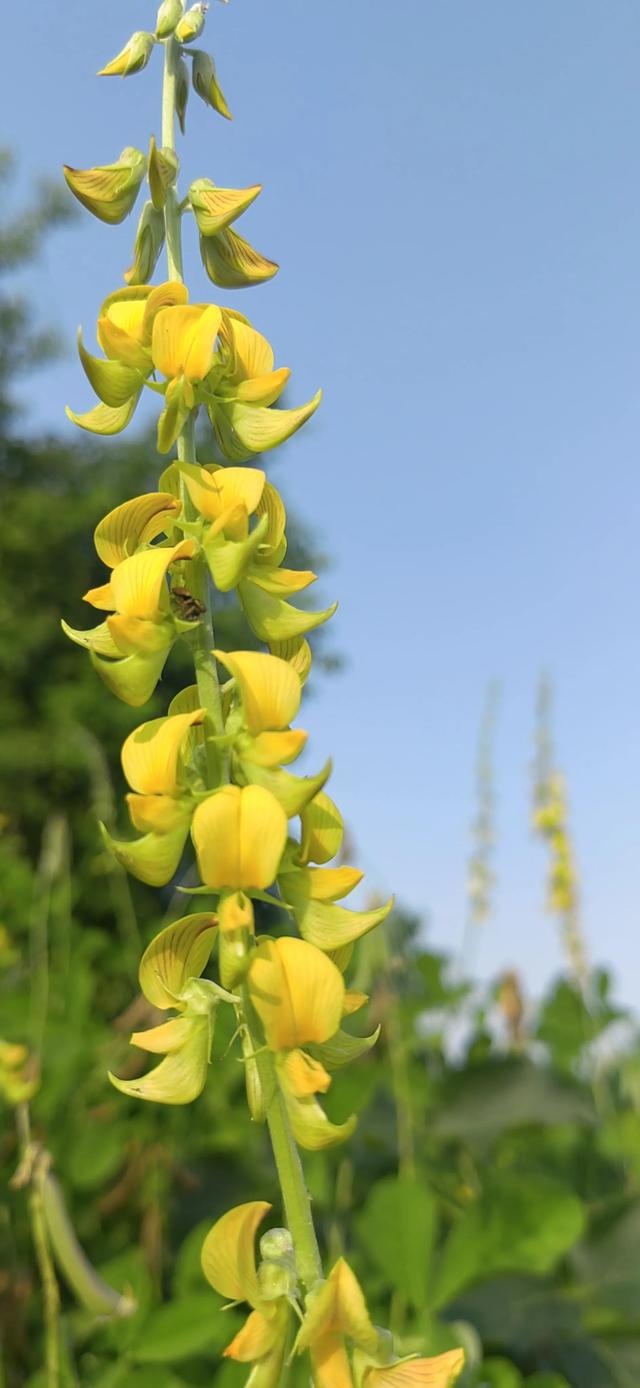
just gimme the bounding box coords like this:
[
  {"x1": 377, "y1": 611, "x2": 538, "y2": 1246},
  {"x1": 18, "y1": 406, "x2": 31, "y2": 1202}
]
[{"x1": 61, "y1": 2, "x2": 464, "y2": 1383}]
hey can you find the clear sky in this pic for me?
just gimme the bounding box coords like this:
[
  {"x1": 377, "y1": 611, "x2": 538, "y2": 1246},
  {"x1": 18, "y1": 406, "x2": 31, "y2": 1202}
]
[{"x1": 4, "y1": 1, "x2": 640, "y2": 1004}]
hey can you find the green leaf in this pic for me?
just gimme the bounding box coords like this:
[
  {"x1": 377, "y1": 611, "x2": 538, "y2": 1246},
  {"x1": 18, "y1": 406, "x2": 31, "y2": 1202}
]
[
  {"x1": 431, "y1": 1058, "x2": 594, "y2": 1143},
  {"x1": 356, "y1": 1175, "x2": 437, "y2": 1311},
  {"x1": 130, "y1": 1293, "x2": 239, "y2": 1363},
  {"x1": 65, "y1": 1121, "x2": 128, "y2": 1191},
  {"x1": 433, "y1": 1175, "x2": 585, "y2": 1309}
]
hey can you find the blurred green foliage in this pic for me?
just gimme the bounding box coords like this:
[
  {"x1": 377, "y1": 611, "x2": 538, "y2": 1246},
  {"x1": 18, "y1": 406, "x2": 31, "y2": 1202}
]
[{"x1": 3, "y1": 167, "x2": 640, "y2": 1388}]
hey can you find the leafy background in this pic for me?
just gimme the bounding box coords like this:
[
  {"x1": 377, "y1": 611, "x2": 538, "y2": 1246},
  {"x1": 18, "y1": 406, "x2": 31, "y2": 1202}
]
[{"x1": 2, "y1": 165, "x2": 640, "y2": 1388}]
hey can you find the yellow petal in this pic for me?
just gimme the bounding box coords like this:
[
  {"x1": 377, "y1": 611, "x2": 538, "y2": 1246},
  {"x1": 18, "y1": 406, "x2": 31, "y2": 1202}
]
[
  {"x1": 248, "y1": 937, "x2": 344, "y2": 1052},
  {"x1": 121, "y1": 708, "x2": 205, "y2": 795},
  {"x1": 240, "y1": 729, "x2": 307, "y2": 769},
  {"x1": 191, "y1": 785, "x2": 287, "y2": 891},
  {"x1": 215, "y1": 649, "x2": 301, "y2": 735},
  {"x1": 309, "y1": 1335, "x2": 354, "y2": 1388},
  {"x1": 142, "y1": 280, "x2": 190, "y2": 340},
  {"x1": 280, "y1": 873, "x2": 394, "y2": 952},
  {"x1": 66, "y1": 394, "x2": 141, "y2": 436},
  {"x1": 201, "y1": 1201, "x2": 271, "y2": 1306},
  {"x1": 139, "y1": 913, "x2": 218, "y2": 1010},
  {"x1": 94, "y1": 492, "x2": 180, "y2": 568},
  {"x1": 180, "y1": 462, "x2": 265, "y2": 522},
  {"x1": 152, "y1": 303, "x2": 221, "y2": 381},
  {"x1": 224, "y1": 1308, "x2": 280, "y2": 1362},
  {"x1": 269, "y1": 635, "x2": 312, "y2": 687},
  {"x1": 342, "y1": 990, "x2": 369, "y2": 1016},
  {"x1": 299, "y1": 792, "x2": 344, "y2": 864},
  {"x1": 232, "y1": 367, "x2": 291, "y2": 406},
  {"x1": 364, "y1": 1350, "x2": 466, "y2": 1387},
  {"x1": 110, "y1": 540, "x2": 196, "y2": 618},
  {"x1": 281, "y1": 1048, "x2": 331, "y2": 1097},
  {"x1": 97, "y1": 315, "x2": 152, "y2": 370},
  {"x1": 83, "y1": 580, "x2": 115, "y2": 611},
  {"x1": 221, "y1": 313, "x2": 274, "y2": 381},
  {"x1": 306, "y1": 866, "x2": 364, "y2": 902},
  {"x1": 254, "y1": 480, "x2": 286, "y2": 560},
  {"x1": 296, "y1": 1259, "x2": 377, "y2": 1354},
  {"x1": 130, "y1": 1015, "x2": 194, "y2": 1054},
  {"x1": 127, "y1": 792, "x2": 190, "y2": 834},
  {"x1": 109, "y1": 1015, "x2": 210, "y2": 1105},
  {"x1": 249, "y1": 566, "x2": 317, "y2": 596},
  {"x1": 107, "y1": 613, "x2": 174, "y2": 655},
  {"x1": 168, "y1": 684, "x2": 201, "y2": 716}
]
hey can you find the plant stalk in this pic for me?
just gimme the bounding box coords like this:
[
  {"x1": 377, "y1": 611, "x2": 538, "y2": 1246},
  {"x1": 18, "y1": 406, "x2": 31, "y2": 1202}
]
[{"x1": 160, "y1": 33, "x2": 324, "y2": 1300}]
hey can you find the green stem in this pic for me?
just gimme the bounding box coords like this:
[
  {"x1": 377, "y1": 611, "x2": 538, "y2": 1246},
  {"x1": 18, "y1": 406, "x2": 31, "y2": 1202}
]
[
  {"x1": 16, "y1": 1108, "x2": 60, "y2": 1388},
  {"x1": 244, "y1": 993, "x2": 323, "y2": 1293},
  {"x1": 160, "y1": 31, "x2": 324, "y2": 1301}
]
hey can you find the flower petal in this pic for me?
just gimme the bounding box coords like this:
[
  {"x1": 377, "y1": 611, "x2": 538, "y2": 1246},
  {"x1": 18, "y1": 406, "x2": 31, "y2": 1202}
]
[
  {"x1": 200, "y1": 228, "x2": 278, "y2": 289},
  {"x1": 100, "y1": 817, "x2": 190, "y2": 886},
  {"x1": 77, "y1": 330, "x2": 143, "y2": 407},
  {"x1": 109, "y1": 1015, "x2": 210, "y2": 1105},
  {"x1": 110, "y1": 539, "x2": 196, "y2": 618},
  {"x1": 215, "y1": 649, "x2": 301, "y2": 735},
  {"x1": 66, "y1": 394, "x2": 141, "y2": 436},
  {"x1": 249, "y1": 937, "x2": 344, "y2": 1051},
  {"x1": 364, "y1": 1350, "x2": 465, "y2": 1387},
  {"x1": 94, "y1": 492, "x2": 180, "y2": 568},
  {"x1": 139, "y1": 913, "x2": 218, "y2": 1010},
  {"x1": 121, "y1": 708, "x2": 205, "y2": 795},
  {"x1": 192, "y1": 785, "x2": 287, "y2": 891},
  {"x1": 90, "y1": 646, "x2": 170, "y2": 706},
  {"x1": 201, "y1": 1201, "x2": 271, "y2": 1306},
  {"x1": 299, "y1": 792, "x2": 344, "y2": 865},
  {"x1": 238, "y1": 579, "x2": 336, "y2": 643}
]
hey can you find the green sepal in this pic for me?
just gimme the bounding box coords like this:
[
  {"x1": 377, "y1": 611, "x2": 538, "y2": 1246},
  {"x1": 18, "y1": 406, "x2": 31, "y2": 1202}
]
[
  {"x1": 176, "y1": 55, "x2": 190, "y2": 133},
  {"x1": 66, "y1": 392, "x2": 142, "y2": 437},
  {"x1": 211, "y1": 390, "x2": 322, "y2": 461},
  {"x1": 61, "y1": 618, "x2": 120, "y2": 658},
  {"x1": 124, "y1": 199, "x2": 165, "y2": 284},
  {"x1": 109, "y1": 1013, "x2": 211, "y2": 1104},
  {"x1": 157, "y1": 380, "x2": 191, "y2": 454},
  {"x1": 279, "y1": 869, "x2": 394, "y2": 950},
  {"x1": 156, "y1": 0, "x2": 184, "y2": 38},
  {"x1": 238, "y1": 759, "x2": 331, "y2": 817},
  {"x1": 199, "y1": 227, "x2": 277, "y2": 289},
  {"x1": 308, "y1": 1026, "x2": 381, "y2": 1070},
  {"x1": 238, "y1": 577, "x2": 337, "y2": 642},
  {"x1": 99, "y1": 816, "x2": 190, "y2": 887},
  {"x1": 282, "y1": 1083, "x2": 357, "y2": 1151},
  {"x1": 63, "y1": 147, "x2": 146, "y2": 224},
  {"x1": 148, "y1": 135, "x2": 179, "y2": 210},
  {"x1": 190, "y1": 178, "x2": 260, "y2": 235},
  {"x1": 205, "y1": 513, "x2": 269, "y2": 592},
  {"x1": 89, "y1": 645, "x2": 170, "y2": 707},
  {"x1": 76, "y1": 329, "x2": 142, "y2": 408},
  {"x1": 191, "y1": 50, "x2": 232, "y2": 119}
]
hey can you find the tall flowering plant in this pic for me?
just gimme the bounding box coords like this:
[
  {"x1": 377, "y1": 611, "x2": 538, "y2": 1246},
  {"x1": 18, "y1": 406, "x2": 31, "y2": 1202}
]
[{"x1": 61, "y1": 6, "x2": 464, "y2": 1384}]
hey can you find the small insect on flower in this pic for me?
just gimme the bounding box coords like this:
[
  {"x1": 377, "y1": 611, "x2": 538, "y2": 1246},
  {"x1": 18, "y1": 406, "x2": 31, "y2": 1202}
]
[{"x1": 171, "y1": 586, "x2": 206, "y2": 621}]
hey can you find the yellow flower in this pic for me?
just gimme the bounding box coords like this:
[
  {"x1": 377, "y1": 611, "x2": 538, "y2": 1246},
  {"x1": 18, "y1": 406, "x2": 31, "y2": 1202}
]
[
  {"x1": 206, "y1": 312, "x2": 321, "y2": 461},
  {"x1": 191, "y1": 784, "x2": 287, "y2": 894},
  {"x1": 296, "y1": 1260, "x2": 464, "y2": 1388},
  {"x1": 201, "y1": 1202, "x2": 294, "y2": 1386},
  {"x1": 67, "y1": 281, "x2": 188, "y2": 438},
  {"x1": 248, "y1": 938, "x2": 356, "y2": 1150},
  {"x1": 101, "y1": 706, "x2": 206, "y2": 886},
  {"x1": 63, "y1": 146, "x2": 146, "y2": 224},
  {"x1": 151, "y1": 301, "x2": 223, "y2": 451},
  {"x1": 64, "y1": 538, "x2": 196, "y2": 706},
  {"x1": 109, "y1": 913, "x2": 221, "y2": 1104}
]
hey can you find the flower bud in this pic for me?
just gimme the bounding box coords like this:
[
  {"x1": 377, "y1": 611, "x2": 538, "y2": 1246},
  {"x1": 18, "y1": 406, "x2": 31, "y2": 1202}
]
[
  {"x1": 124, "y1": 200, "x2": 165, "y2": 284},
  {"x1": 176, "y1": 55, "x2": 190, "y2": 133},
  {"x1": 148, "y1": 135, "x2": 179, "y2": 210},
  {"x1": 259, "y1": 1227, "x2": 294, "y2": 1263},
  {"x1": 191, "y1": 50, "x2": 232, "y2": 120},
  {"x1": 98, "y1": 31, "x2": 156, "y2": 78},
  {"x1": 175, "y1": 3, "x2": 208, "y2": 43},
  {"x1": 257, "y1": 1258, "x2": 296, "y2": 1302},
  {"x1": 63, "y1": 147, "x2": 146, "y2": 225},
  {"x1": 156, "y1": 0, "x2": 184, "y2": 38}
]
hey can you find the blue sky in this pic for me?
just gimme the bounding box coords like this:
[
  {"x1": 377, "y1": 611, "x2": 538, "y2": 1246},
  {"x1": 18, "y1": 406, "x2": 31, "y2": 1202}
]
[{"x1": 4, "y1": 0, "x2": 640, "y2": 1003}]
